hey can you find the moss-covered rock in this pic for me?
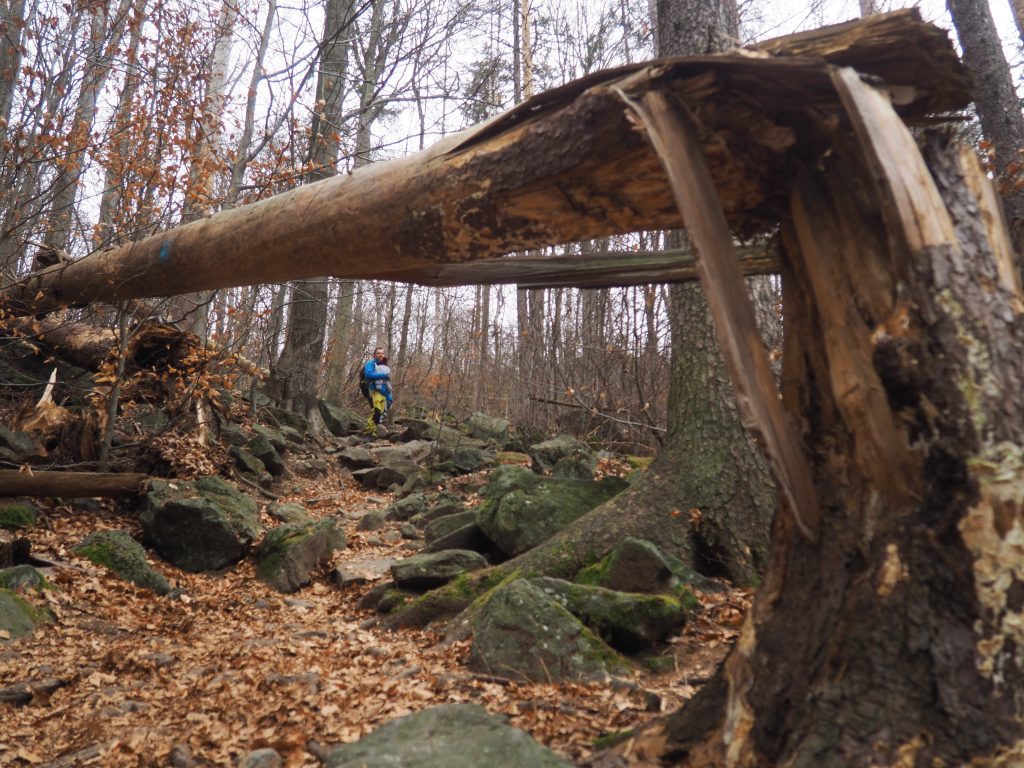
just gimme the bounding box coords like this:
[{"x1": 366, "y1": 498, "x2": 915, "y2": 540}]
[
  {"x1": 390, "y1": 549, "x2": 488, "y2": 590},
  {"x1": 0, "y1": 500, "x2": 36, "y2": 530},
  {"x1": 575, "y1": 537, "x2": 695, "y2": 594},
  {"x1": 74, "y1": 530, "x2": 171, "y2": 595},
  {"x1": 229, "y1": 446, "x2": 273, "y2": 487},
  {"x1": 424, "y1": 510, "x2": 479, "y2": 545},
  {"x1": 318, "y1": 399, "x2": 363, "y2": 436},
  {"x1": 267, "y1": 502, "x2": 311, "y2": 524},
  {"x1": 142, "y1": 476, "x2": 263, "y2": 572},
  {"x1": 0, "y1": 588, "x2": 52, "y2": 640},
  {"x1": 245, "y1": 433, "x2": 286, "y2": 476},
  {"x1": 0, "y1": 565, "x2": 48, "y2": 592},
  {"x1": 254, "y1": 518, "x2": 346, "y2": 593},
  {"x1": 477, "y1": 474, "x2": 628, "y2": 557},
  {"x1": 530, "y1": 577, "x2": 689, "y2": 652},
  {"x1": 467, "y1": 579, "x2": 627, "y2": 682},
  {"x1": 466, "y1": 413, "x2": 511, "y2": 448},
  {"x1": 325, "y1": 703, "x2": 571, "y2": 768},
  {"x1": 528, "y1": 434, "x2": 594, "y2": 474},
  {"x1": 259, "y1": 405, "x2": 309, "y2": 437}
]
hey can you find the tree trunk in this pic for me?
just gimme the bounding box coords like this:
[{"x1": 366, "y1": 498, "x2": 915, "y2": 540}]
[
  {"x1": 653, "y1": 82, "x2": 1024, "y2": 767},
  {"x1": 267, "y1": 0, "x2": 357, "y2": 424},
  {"x1": 947, "y1": 0, "x2": 1024, "y2": 266}
]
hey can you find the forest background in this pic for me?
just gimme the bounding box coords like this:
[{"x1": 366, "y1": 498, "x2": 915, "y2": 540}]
[{"x1": 0, "y1": 0, "x2": 1016, "y2": 453}]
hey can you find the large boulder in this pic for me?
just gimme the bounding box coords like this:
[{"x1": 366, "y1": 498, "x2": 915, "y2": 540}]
[
  {"x1": 467, "y1": 579, "x2": 626, "y2": 682},
  {"x1": 142, "y1": 477, "x2": 263, "y2": 572},
  {"x1": 254, "y1": 518, "x2": 346, "y2": 593},
  {"x1": 352, "y1": 450, "x2": 421, "y2": 490},
  {"x1": 527, "y1": 434, "x2": 594, "y2": 474},
  {"x1": 398, "y1": 419, "x2": 485, "y2": 450},
  {"x1": 325, "y1": 703, "x2": 571, "y2": 768},
  {"x1": 531, "y1": 577, "x2": 691, "y2": 652},
  {"x1": 266, "y1": 503, "x2": 311, "y2": 525},
  {"x1": 338, "y1": 446, "x2": 374, "y2": 469},
  {"x1": 74, "y1": 530, "x2": 172, "y2": 595},
  {"x1": 390, "y1": 549, "x2": 487, "y2": 590},
  {"x1": 318, "y1": 399, "x2": 363, "y2": 436},
  {"x1": 0, "y1": 589, "x2": 52, "y2": 640},
  {"x1": 477, "y1": 472, "x2": 628, "y2": 557},
  {"x1": 466, "y1": 412, "x2": 511, "y2": 447}
]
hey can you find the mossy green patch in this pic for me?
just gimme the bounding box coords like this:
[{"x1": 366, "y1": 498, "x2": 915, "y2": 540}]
[
  {"x1": 592, "y1": 730, "x2": 634, "y2": 750},
  {"x1": 74, "y1": 530, "x2": 171, "y2": 595},
  {"x1": 0, "y1": 565, "x2": 50, "y2": 592},
  {"x1": 0, "y1": 501, "x2": 36, "y2": 530}
]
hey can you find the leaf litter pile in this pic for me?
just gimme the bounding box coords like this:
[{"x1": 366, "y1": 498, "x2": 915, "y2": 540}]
[{"x1": 0, "y1": 462, "x2": 751, "y2": 767}]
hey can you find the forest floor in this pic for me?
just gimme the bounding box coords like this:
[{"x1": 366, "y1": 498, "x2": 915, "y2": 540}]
[{"x1": 0, "y1": 460, "x2": 751, "y2": 768}]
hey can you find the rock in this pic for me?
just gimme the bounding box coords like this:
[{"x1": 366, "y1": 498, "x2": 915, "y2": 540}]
[
  {"x1": 74, "y1": 530, "x2": 172, "y2": 595},
  {"x1": 477, "y1": 471, "x2": 628, "y2": 557},
  {"x1": 246, "y1": 434, "x2": 286, "y2": 476},
  {"x1": 423, "y1": 510, "x2": 478, "y2": 545},
  {"x1": 168, "y1": 743, "x2": 195, "y2": 768},
  {"x1": 318, "y1": 399, "x2": 363, "y2": 436},
  {"x1": 0, "y1": 588, "x2": 52, "y2": 640},
  {"x1": 447, "y1": 446, "x2": 493, "y2": 474},
  {"x1": 325, "y1": 703, "x2": 571, "y2": 768},
  {"x1": 421, "y1": 523, "x2": 496, "y2": 558},
  {"x1": 338, "y1": 446, "x2": 374, "y2": 469},
  {"x1": 528, "y1": 434, "x2": 594, "y2": 474},
  {"x1": 395, "y1": 472, "x2": 429, "y2": 497},
  {"x1": 142, "y1": 477, "x2": 263, "y2": 572},
  {"x1": 394, "y1": 492, "x2": 463, "y2": 525},
  {"x1": 218, "y1": 423, "x2": 250, "y2": 447},
  {"x1": 467, "y1": 579, "x2": 625, "y2": 682},
  {"x1": 381, "y1": 530, "x2": 402, "y2": 544},
  {"x1": 332, "y1": 556, "x2": 395, "y2": 587},
  {"x1": 579, "y1": 537, "x2": 692, "y2": 594},
  {"x1": 357, "y1": 510, "x2": 386, "y2": 531},
  {"x1": 399, "y1": 523, "x2": 420, "y2": 540},
  {"x1": 254, "y1": 519, "x2": 346, "y2": 593},
  {"x1": 0, "y1": 565, "x2": 46, "y2": 591},
  {"x1": 251, "y1": 423, "x2": 288, "y2": 452},
  {"x1": 0, "y1": 500, "x2": 36, "y2": 530},
  {"x1": 266, "y1": 503, "x2": 311, "y2": 525},
  {"x1": 390, "y1": 549, "x2": 488, "y2": 590},
  {"x1": 229, "y1": 447, "x2": 273, "y2": 487},
  {"x1": 552, "y1": 452, "x2": 597, "y2": 480},
  {"x1": 293, "y1": 457, "x2": 329, "y2": 478},
  {"x1": 259, "y1": 406, "x2": 309, "y2": 437},
  {"x1": 530, "y1": 577, "x2": 690, "y2": 652},
  {"x1": 239, "y1": 748, "x2": 283, "y2": 768},
  {"x1": 352, "y1": 461, "x2": 417, "y2": 490},
  {"x1": 466, "y1": 412, "x2": 511, "y2": 447},
  {"x1": 0, "y1": 425, "x2": 39, "y2": 463}
]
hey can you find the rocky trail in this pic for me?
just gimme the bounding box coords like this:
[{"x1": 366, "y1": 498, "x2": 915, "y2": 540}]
[{"x1": 0, "y1": 425, "x2": 749, "y2": 767}]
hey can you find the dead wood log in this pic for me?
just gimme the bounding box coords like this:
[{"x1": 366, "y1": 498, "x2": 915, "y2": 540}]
[
  {"x1": 0, "y1": 470, "x2": 149, "y2": 498},
  {"x1": 0, "y1": 11, "x2": 967, "y2": 317},
  {"x1": 0, "y1": 678, "x2": 70, "y2": 706},
  {"x1": 380, "y1": 245, "x2": 778, "y2": 288}
]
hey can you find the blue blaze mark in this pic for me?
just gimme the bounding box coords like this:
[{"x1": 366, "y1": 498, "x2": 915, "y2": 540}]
[{"x1": 158, "y1": 238, "x2": 172, "y2": 262}]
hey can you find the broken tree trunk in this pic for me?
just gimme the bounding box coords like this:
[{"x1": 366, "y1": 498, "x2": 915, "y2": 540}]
[
  {"x1": 0, "y1": 10, "x2": 966, "y2": 317},
  {"x1": 648, "y1": 76, "x2": 1024, "y2": 766}
]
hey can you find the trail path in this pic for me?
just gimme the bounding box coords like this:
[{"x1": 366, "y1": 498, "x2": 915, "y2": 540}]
[{"x1": 0, "y1": 463, "x2": 746, "y2": 767}]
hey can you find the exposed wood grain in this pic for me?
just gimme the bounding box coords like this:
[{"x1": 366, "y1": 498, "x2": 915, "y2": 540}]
[
  {"x1": 622, "y1": 87, "x2": 821, "y2": 541},
  {"x1": 381, "y1": 246, "x2": 778, "y2": 288}
]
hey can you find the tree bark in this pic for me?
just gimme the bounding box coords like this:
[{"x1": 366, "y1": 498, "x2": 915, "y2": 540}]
[
  {"x1": 0, "y1": 471, "x2": 149, "y2": 497},
  {"x1": 653, "y1": 81, "x2": 1024, "y2": 767},
  {"x1": 947, "y1": 0, "x2": 1024, "y2": 266}
]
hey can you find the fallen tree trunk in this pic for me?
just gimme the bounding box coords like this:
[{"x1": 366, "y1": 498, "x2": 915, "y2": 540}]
[
  {"x1": 0, "y1": 470, "x2": 149, "y2": 497},
  {"x1": 381, "y1": 245, "x2": 778, "y2": 288},
  {"x1": 0, "y1": 11, "x2": 965, "y2": 317}
]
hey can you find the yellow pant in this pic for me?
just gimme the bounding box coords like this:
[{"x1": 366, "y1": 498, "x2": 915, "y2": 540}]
[{"x1": 364, "y1": 391, "x2": 387, "y2": 435}]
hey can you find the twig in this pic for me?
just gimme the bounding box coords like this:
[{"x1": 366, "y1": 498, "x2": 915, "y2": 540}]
[{"x1": 233, "y1": 473, "x2": 281, "y2": 499}]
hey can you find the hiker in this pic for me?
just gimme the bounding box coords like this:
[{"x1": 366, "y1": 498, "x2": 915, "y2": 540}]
[{"x1": 362, "y1": 347, "x2": 392, "y2": 437}]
